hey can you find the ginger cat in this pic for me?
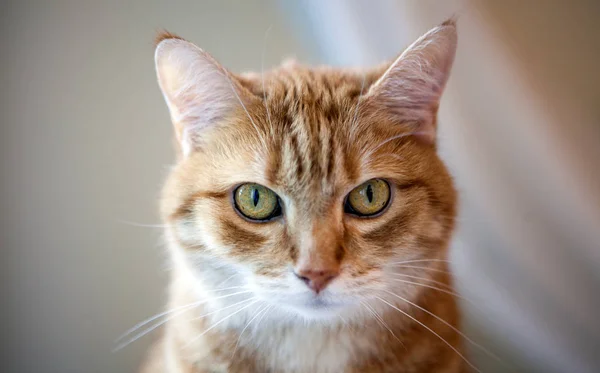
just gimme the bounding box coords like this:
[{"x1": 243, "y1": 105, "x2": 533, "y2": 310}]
[{"x1": 141, "y1": 20, "x2": 469, "y2": 373}]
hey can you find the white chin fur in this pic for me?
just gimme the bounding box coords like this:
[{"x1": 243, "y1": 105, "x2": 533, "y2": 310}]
[
  {"x1": 261, "y1": 293, "x2": 359, "y2": 323},
  {"x1": 282, "y1": 304, "x2": 347, "y2": 322}
]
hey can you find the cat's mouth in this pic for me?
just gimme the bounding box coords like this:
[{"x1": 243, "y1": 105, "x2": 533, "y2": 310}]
[{"x1": 280, "y1": 294, "x2": 352, "y2": 319}]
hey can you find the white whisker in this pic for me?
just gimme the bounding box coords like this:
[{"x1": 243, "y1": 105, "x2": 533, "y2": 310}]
[
  {"x1": 112, "y1": 307, "x2": 192, "y2": 351},
  {"x1": 392, "y1": 264, "x2": 451, "y2": 275},
  {"x1": 190, "y1": 296, "x2": 257, "y2": 322},
  {"x1": 231, "y1": 303, "x2": 270, "y2": 359},
  {"x1": 113, "y1": 294, "x2": 254, "y2": 352},
  {"x1": 389, "y1": 278, "x2": 466, "y2": 301},
  {"x1": 383, "y1": 290, "x2": 507, "y2": 367},
  {"x1": 390, "y1": 258, "x2": 452, "y2": 266},
  {"x1": 375, "y1": 296, "x2": 481, "y2": 373},
  {"x1": 255, "y1": 304, "x2": 272, "y2": 325},
  {"x1": 211, "y1": 286, "x2": 249, "y2": 292},
  {"x1": 114, "y1": 289, "x2": 251, "y2": 349},
  {"x1": 360, "y1": 300, "x2": 402, "y2": 344},
  {"x1": 337, "y1": 313, "x2": 352, "y2": 329},
  {"x1": 186, "y1": 299, "x2": 261, "y2": 348},
  {"x1": 388, "y1": 278, "x2": 499, "y2": 326},
  {"x1": 252, "y1": 303, "x2": 272, "y2": 335},
  {"x1": 115, "y1": 300, "x2": 203, "y2": 345},
  {"x1": 391, "y1": 273, "x2": 453, "y2": 290},
  {"x1": 363, "y1": 132, "x2": 414, "y2": 166},
  {"x1": 216, "y1": 273, "x2": 241, "y2": 288}
]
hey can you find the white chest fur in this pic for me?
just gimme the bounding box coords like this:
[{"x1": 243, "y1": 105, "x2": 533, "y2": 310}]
[{"x1": 247, "y1": 320, "x2": 356, "y2": 373}]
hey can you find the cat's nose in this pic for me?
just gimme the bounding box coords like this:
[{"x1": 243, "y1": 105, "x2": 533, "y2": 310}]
[{"x1": 294, "y1": 268, "x2": 339, "y2": 294}]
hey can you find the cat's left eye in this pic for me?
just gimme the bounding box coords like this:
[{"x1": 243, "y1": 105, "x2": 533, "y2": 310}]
[
  {"x1": 345, "y1": 179, "x2": 391, "y2": 217},
  {"x1": 234, "y1": 183, "x2": 282, "y2": 221}
]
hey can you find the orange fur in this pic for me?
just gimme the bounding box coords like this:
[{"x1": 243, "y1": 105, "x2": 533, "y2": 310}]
[{"x1": 143, "y1": 20, "x2": 468, "y2": 373}]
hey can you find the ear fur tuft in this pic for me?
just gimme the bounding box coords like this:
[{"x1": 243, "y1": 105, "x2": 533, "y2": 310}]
[{"x1": 154, "y1": 30, "x2": 184, "y2": 47}]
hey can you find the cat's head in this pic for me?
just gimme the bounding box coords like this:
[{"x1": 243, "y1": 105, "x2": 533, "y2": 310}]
[{"x1": 155, "y1": 21, "x2": 458, "y2": 321}]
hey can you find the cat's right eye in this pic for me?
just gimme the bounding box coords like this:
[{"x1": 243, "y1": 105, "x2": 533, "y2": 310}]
[{"x1": 233, "y1": 183, "x2": 282, "y2": 221}]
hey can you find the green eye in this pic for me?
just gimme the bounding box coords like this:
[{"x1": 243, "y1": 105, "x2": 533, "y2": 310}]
[
  {"x1": 345, "y1": 179, "x2": 390, "y2": 217},
  {"x1": 234, "y1": 183, "x2": 281, "y2": 221}
]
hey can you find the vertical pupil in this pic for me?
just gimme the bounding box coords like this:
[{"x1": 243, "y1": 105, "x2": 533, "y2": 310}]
[
  {"x1": 366, "y1": 184, "x2": 374, "y2": 203},
  {"x1": 252, "y1": 188, "x2": 260, "y2": 207}
]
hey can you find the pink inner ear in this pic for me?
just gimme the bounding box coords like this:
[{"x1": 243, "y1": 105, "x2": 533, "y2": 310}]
[
  {"x1": 370, "y1": 92, "x2": 438, "y2": 144},
  {"x1": 366, "y1": 23, "x2": 457, "y2": 143}
]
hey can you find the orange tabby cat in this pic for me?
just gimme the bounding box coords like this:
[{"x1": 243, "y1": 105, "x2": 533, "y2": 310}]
[{"x1": 142, "y1": 20, "x2": 468, "y2": 373}]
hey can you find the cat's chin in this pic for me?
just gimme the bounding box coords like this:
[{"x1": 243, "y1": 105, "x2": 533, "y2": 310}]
[{"x1": 279, "y1": 297, "x2": 353, "y2": 322}]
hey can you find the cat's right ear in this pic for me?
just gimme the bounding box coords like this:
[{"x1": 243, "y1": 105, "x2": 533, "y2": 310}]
[{"x1": 154, "y1": 35, "x2": 244, "y2": 156}]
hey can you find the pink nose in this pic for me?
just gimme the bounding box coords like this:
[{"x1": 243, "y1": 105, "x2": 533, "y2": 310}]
[{"x1": 294, "y1": 268, "x2": 339, "y2": 293}]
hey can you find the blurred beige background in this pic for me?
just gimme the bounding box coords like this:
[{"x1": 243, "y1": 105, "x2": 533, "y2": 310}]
[{"x1": 1, "y1": 1, "x2": 599, "y2": 372}]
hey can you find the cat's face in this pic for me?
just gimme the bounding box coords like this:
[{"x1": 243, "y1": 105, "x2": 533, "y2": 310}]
[{"x1": 156, "y1": 23, "x2": 457, "y2": 321}]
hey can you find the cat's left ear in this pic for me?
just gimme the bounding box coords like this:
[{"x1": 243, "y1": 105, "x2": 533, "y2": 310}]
[{"x1": 366, "y1": 20, "x2": 457, "y2": 143}]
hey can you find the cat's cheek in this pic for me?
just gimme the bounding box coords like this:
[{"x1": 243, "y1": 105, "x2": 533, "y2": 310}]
[
  {"x1": 166, "y1": 214, "x2": 222, "y2": 257},
  {"x1": 168, "y1": 217, "x2": 201, "y2": 249}
]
